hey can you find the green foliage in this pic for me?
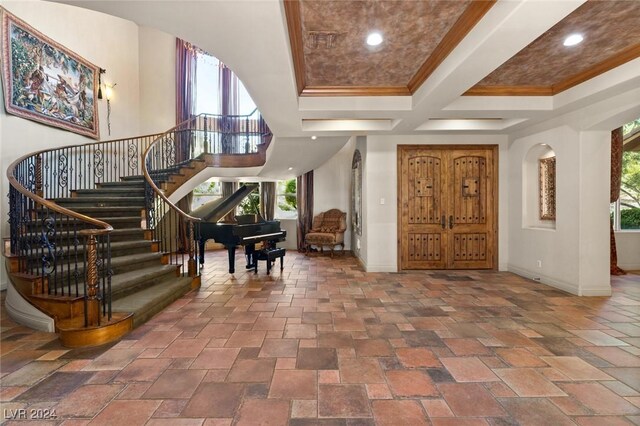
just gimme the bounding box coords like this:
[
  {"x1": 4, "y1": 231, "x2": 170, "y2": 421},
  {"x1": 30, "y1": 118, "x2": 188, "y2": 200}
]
[
  {"x1": 278, "y1": 179, "x2": 297, "y2": 212},
  {"x1": 193, "y1": 180, "x2": 219, "y2": 194},
  {"x1": 621, "y1": 208, "x2": 640, "y2": 229},
  {"x1": 621, "y1": 151, "x2": 640, "y2": 209},
  {"x1": 239, "y1": 184, "x2": 260, "y2": 215},
  {"x1": 623, "y1": 119, "x2": 640, "y2": 138}
]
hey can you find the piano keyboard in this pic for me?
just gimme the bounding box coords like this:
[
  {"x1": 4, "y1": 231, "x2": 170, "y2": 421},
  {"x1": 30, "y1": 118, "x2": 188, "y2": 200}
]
[{"x1": 242, "y1": 231, "x2": 285, "y2": 242}]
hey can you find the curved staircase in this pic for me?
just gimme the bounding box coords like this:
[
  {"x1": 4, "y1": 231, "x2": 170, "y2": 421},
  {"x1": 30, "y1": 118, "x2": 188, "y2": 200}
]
[{"x1": 5, "y1": 110, "x2": 271, "y2": 347}]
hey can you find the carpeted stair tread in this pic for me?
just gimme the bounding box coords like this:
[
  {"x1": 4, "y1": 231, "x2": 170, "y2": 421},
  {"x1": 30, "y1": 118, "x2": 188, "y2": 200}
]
[
  {"x1": 75, "y1": 188, "x2": 145, "y2": 195},
  {"x1": 112, "y1": 277, "x2": 193, "y2": 327},
  {"x1": 97, "y1": 181, "x2": 145, "y2": 188},
  {"x1": 56, "y1": 196, "x2": 145, "y2": 202},
  {"x1": 110, "y1": 251, "x2": 163, "y2": 265},
  {"x1": 110, "y1": 264, "x2": 179, "y2": 299}
]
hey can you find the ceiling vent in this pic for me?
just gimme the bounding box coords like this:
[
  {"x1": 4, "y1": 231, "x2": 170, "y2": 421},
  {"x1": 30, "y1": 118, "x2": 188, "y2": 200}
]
[{"x1": 307, "y1": 31, "x2": 342, "y2": 49}]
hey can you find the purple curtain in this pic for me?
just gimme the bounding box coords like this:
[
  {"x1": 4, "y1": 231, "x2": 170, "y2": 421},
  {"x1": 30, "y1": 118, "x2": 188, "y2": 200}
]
[
  {"x1": 611, "y1": 127, "x2": 626, "y2": 275},
  {"x1": 218, "y1": 62, "x2": 240, "y2": 153},
  {"x1": 297, "y1": 171, "x2": 314, "y2": 251},
  {"x1": 176, "y1": 39, "x2": 198, "y2": 162}
]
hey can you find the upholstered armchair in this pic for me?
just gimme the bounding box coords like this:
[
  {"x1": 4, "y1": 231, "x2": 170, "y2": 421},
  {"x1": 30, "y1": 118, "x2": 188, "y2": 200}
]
[{"x1": 304, "y1": 209, "x2": 347, "y2": 257}]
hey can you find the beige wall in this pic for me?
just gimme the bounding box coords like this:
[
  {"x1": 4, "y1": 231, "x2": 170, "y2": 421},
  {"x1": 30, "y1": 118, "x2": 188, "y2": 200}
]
[
  {"x1": 0, "y1": 1, "x2": 144, "y2": 290},
  {"x1": 139, "y1": 26, "x2": 176, "y2": 134},
  {"x1": 361, "y1": 134, "x2": 509, "y2": 272}
]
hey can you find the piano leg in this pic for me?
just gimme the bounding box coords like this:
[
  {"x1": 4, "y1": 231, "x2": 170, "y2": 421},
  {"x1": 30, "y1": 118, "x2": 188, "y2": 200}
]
[
  {"x1": 227, "y1": 246, "x2": 236, "y2": 273},
  {"x1": 245, "y1": 244, "x2": 256, "y2": 269},
  {"x1": 198, "y1": 239, "x2": 206, "y2": 265}
]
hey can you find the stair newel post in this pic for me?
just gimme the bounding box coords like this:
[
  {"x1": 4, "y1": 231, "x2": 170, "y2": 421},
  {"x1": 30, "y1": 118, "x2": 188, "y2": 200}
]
[
  {"x1": 83, "y1": 232, "x2": 101, "y2": 327},
  {"x1": 188, "y1": 220, "x2": 196, "y2": 277},
  {"x1": 204, "y1": 115, "x2": 209, "y2": 154},
  {"x1": 35, "y1": 153, "x2": 43, "y2": 197}
]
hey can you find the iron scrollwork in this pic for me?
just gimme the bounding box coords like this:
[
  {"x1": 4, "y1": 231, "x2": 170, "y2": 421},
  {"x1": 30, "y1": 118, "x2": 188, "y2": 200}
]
[
  {"x1": 40, "y1": 216, "x2": 57, "y2": 276},
  {"x1": 58, "y1": 152, "x2": 68, "y2": 189},
  {"x1": 94, "y1": 147, "x2": 105, "y2": 179},
  {"x1": 128, "y1": 141, "x2": 138, "y2": 171}
]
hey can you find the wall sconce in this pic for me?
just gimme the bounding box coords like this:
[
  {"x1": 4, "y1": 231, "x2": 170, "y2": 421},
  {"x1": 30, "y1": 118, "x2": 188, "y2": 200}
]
[
  {"x1": 105, "y1": 82, "x2": 116, "y2": 135},
  {"x1": 97, "y1": 68, "x2": 106, "y2": 99}
]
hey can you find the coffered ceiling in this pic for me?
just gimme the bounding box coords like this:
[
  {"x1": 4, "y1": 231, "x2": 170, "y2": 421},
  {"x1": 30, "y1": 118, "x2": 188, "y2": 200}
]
[
  {"x1": 466, "y1": 0, "x2": 640, "y2": 96},
  {"x1": 285, "y1": 0, "x2": 640, "y2": 98},
  {"x1": 284, "y1": 0, "x2": 495, "y2": 96},
  {"x1": 51, "y1": 0, "x2": 640, "y2": 141}
]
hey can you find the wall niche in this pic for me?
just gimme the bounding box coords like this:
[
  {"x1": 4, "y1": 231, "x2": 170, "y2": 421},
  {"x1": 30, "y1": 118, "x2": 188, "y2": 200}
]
[{"x1": 523, "y1": 144, "x2": 556, "y2": 229}]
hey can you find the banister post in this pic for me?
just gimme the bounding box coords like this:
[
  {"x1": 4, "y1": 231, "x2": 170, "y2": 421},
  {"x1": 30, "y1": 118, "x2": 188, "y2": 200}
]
[
  {"x1": 203, "y1": 115, "x2": 209, "y2": 154},
  {"x1": 35, "y1": 154, "x2": 43, "y2": 197},
  {"x1": 188, "y1": 221, "x2": 196, "y2": 277},
  {"x1": 85, "y1": 233, "x2": 100, "y2": 326}
]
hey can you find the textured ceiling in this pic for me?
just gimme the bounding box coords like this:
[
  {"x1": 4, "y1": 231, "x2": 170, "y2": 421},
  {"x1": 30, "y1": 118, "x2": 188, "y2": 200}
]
[
  {"x1": 468, "y1": 0, "x2": 640, "y2": 94},
  {"x1": 299, "y1": 0, "x2": 471, "y2": 87},
  {"x1": 285, "y1": 0, "x2": 495, "y2": 95}
]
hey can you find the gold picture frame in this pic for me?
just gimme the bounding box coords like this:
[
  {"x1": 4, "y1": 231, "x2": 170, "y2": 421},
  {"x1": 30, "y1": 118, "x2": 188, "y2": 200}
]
[{"x1": 539, "y1": 156, "x2": 556, "y2": 220}]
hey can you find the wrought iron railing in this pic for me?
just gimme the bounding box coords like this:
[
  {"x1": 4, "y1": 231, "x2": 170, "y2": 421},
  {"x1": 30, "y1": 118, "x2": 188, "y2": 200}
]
[
  {"x1": 7, "y1": 134, "x2": 161, "y2": 326},
  {"x1": 143, "y1": 109, "x2": 272, "y2": 278},
  {"x1": 7, "y1": 107, "x2": 272, "y2": 329}
]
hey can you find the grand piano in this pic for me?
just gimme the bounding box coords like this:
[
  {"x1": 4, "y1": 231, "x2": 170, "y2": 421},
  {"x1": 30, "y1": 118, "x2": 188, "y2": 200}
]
[{"x1": 191, "y1": 183, "x2": 286, "y2": 273}]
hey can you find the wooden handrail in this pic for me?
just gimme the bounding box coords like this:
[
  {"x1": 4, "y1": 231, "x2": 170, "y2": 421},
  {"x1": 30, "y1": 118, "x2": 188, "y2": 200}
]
[
  {"x1": 8, "y1": 154, "x2": 112, "y2": 235},
  {"x1": 142, "y1": 138, "x2": 202, "y2": 224},
  {"x1": 7, "y1": 132, "x2": 163, "y2": 235}
]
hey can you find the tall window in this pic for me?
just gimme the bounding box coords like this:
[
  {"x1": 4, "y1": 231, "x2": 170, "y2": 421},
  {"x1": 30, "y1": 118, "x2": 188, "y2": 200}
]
[
  {"x1": 192, "y1": 179, "x2": 221, "y2": 210},
  {"x1": 194, "y1": 52, "x2": 257, "y2": 116},
  {"x1": 612, "y1": 119, "x2": 640, "y2": 231},
  {"x1": 275, "y1": 179, "x2": 297, "y2": 219}
]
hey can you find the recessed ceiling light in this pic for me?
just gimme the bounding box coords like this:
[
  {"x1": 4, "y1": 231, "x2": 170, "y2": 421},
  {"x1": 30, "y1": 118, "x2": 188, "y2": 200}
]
[
  {"x1": 563, "y1": 33, "x2": 583, "y2": 47},
  {"x1": 366, "y1": 32, "x2": 383, "y2": 46},
  {"x1": 311, "y1": 135, "x2": 317, "y2": 140},
  {"x1": 288, "y1": 167, "x2": 293, "y2": 171}
]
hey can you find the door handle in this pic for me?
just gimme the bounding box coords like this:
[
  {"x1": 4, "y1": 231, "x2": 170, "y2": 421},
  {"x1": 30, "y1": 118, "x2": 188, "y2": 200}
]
[
  {"x1": 449, "y1": 215, "x2": 454, "y2": 229},
  {"x1": 441, "y1": 215, "x2": 446, "y2": 230}
]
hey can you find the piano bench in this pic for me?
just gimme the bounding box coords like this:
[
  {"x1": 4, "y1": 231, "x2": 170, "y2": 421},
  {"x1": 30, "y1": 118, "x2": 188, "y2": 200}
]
[{"x1": 254, "y1": 248, "x2": 286, "y2": 275}]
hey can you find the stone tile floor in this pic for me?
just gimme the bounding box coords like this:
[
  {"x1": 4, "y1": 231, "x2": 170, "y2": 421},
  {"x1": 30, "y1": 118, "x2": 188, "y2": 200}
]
[{"x1": 1, "y1": 251, "x2": 639, "y2": 425}]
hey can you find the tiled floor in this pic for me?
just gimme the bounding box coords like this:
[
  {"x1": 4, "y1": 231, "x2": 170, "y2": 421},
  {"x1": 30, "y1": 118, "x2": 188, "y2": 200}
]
[{"x1": 1, "y1": 251, "x2": 640, "y2": 425}]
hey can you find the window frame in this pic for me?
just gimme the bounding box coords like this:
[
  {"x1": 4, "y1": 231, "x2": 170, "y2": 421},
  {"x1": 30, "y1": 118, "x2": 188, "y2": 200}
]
[{"x1": 274, "y1": 179, "x2": 298, "y2": 220}]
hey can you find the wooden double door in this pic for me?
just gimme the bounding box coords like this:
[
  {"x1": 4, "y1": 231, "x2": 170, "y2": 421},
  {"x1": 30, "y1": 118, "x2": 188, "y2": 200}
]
[{"x1": 398, "y1": 145, "x2": 498, "y2": 270}]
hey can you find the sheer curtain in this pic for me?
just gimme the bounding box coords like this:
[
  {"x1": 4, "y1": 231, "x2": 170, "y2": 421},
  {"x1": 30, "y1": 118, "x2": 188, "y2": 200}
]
[
  {"x1": 611, "y1": 127, "x2": 626, "y2": 275},
  {"x1": 296, "y1": 171, "x2": 314, "y2": 251},
  {"x1": 260, "y1": 182, "x2": 276, "y2": 221},
  {"x1": 176, "y1": 39, "x2": 198, "y2": 161}
]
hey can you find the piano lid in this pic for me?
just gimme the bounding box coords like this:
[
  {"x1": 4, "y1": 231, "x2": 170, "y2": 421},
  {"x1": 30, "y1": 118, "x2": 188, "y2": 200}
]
[{"x1": 191, "y1": 183, "x2": 258, "y2": 223}]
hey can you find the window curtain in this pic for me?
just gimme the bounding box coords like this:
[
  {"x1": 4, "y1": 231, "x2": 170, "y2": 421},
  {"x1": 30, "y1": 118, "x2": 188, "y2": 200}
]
[
  {"x1": 219, "y1": 62, "x2": 239, "y2": 154},
  {"x1": 176, "y1": 38, "x2": 198, "y2": 162},
  {"x1": 611, "y1": 127, "x2": 626, "y2": 275},
  {"x1": 260, "y1": 182, "x2": 276, "y2": 221},
  {"x1": 221, "y1": 181, "x2": 239, "y2": 222},
  {"x1": 177, "y1": 192, "x2": 194, "y2": 252},
  {"x1": 296, "y1": 171, "x2": 314, "y2": 251}
]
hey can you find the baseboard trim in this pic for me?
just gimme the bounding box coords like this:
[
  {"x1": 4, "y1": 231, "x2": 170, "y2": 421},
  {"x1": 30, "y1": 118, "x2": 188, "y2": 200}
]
[
  {"x1": 365, "y1": 264, "x2": 397, "y2": 273},
  {"x1": 619, "y1": 263, "x2": 640, "y2": 271},
  {"x1": 5, "y1": 282, "x2": 55, "y2": 332},
  {"x1": 507, "y1": 264, "x2": 579, "y2": 296},
  {"x1": 579, "y1": 288, "x2": 612, "y2": 297}
]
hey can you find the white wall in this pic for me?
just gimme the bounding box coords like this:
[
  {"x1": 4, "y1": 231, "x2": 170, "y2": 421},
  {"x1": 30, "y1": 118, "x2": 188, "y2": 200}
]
[
  {"x1": 139, "y1": 26, "x2": 176, "y2": 134},
  {"x1": 508, "y1": 126, "x2": 611, "y2": 296},
  {"x1": 313, "y1": 137, "x2": 356, "y2": 250},
  {"x1": 0, "y1": 1, "x2": 143, "y2": 290},
  {"x1": 616, "y1": 232, "x2": 640, "y2": 271},
  {"x1": 362, "y1": 134, "x2": 509, "y2": 272}
]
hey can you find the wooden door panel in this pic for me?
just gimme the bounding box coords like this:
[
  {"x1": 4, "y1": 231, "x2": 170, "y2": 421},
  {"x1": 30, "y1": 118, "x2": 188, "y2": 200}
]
[
  {"x1": 408, "y1": 155, "x2": 442, "y2": 225},
  {"x1": 401, "y1": 152, "x2": 447, "y2": 269},
  {"x1": 452, "y1": 155, "x2": 486, "y2": 225},
  {"x1": 399, "y1": 146, "x2": 497, "y2": 270},
  {"x1": 448, "y1": 150, "x2": 494, "y2": 269}
]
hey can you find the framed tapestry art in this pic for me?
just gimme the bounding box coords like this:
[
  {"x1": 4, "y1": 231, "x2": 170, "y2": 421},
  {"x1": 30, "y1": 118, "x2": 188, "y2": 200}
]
[
  {"x1": 1, "y1": 9, "x2": 100, "y2": 139},
  {"x1": 539, "y1": 156, "x2": 556, "y2": 221}
]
